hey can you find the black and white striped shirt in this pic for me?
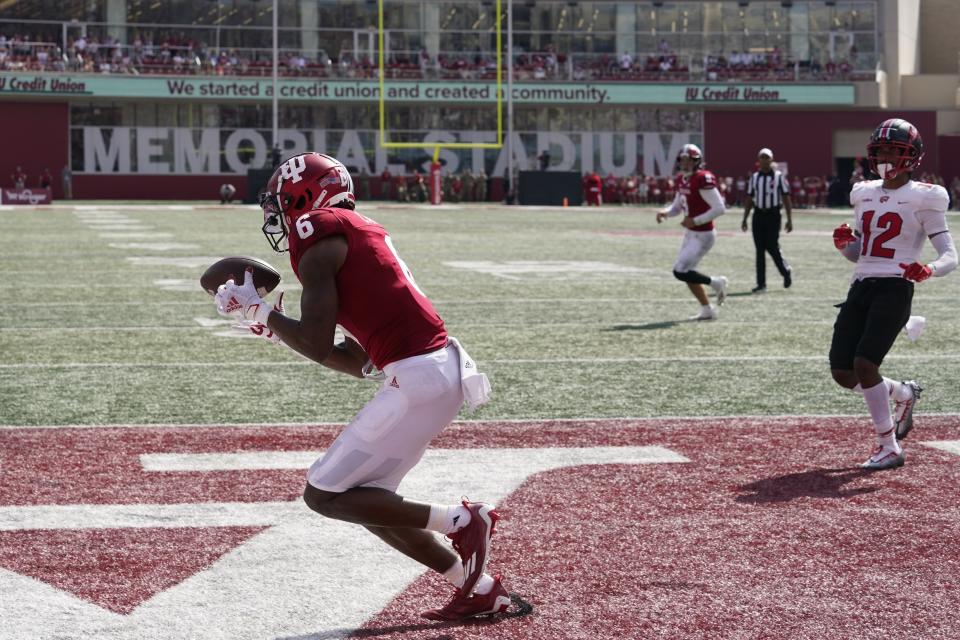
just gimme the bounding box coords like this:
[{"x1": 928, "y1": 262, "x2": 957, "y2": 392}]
[{"x1": 748, "y1": 170, "x2": 789, "y2": 209}]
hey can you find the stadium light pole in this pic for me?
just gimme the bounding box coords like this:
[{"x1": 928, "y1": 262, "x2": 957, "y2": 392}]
[
  {"x1": 271, "y1": 0, "x2": 279, "y2": 158},
  {"x1": 506, "y1": 0, "x2": 514, "y2": 201}
]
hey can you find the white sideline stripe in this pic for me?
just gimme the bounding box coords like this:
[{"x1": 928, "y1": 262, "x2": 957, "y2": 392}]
[
  {"x1": 430, "y1": 295, "x2": 960, "y2": 304},
  {"x1": 73, "y1": 204, "x2": 201, "y2": 211},
  {"x1": 0, "y1": 446, "x2": 687, "y2": 531},
  {"x1": 4, "y1": 413, "x2": 960, "y2": 431},
  {"x1": 2, "y1": 294, "x2": 957, "y2": 305},
  {"x1": 126, "y1": 256, "x2": 222, "y2": 267},
  {"x1": 98, "y1": 232, "x2": 174, "y2": 239},
  {"x1": 0, "y1": 320, "x2": 847, "y2": 331},
  {"x1": 3, "y1": 353, "x2": 960, "y2": 370},
  {"x1": 139, "y1": 445, "x2": 687, "y2": 473},
  {"x1": 108, "y1": 243, "x2": 200, "y2": 251},
  {"x1": 919, "y1": 440, "x2": 960, "y2": 456}
]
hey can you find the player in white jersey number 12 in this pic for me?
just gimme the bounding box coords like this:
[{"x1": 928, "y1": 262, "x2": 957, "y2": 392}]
[{"x1": 830, "y1": 118, "x2": 957, "y2": 470}]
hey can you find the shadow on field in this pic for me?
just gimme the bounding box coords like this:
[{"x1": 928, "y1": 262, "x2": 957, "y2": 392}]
[
  {"x1": 735, "y1": 467, "x2": 877, "y2": 504},
  {"x1": 606, "y1": 320, "x2": 683, "y2": 331},
  {"x1": 283, "y1": 594, "x2": 533, "y2": 639}
]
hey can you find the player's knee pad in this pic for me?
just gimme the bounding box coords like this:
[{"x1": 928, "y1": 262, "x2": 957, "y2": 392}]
[{"x1": 673, "y1": 269, "x2": 694, "y2": 282}]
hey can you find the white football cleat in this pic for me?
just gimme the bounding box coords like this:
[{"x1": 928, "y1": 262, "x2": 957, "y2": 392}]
[
  {"x1": 689, "y1": 305, "x2": 718, "y2": 321},
  {"x1": 894, "y1": 381, "x2": 922, "y2": 440},
  {"x1": 860, "y1": 444, "x2": 905, "y2": 470},
  {"x1": 711, "y1": 276, "x2": 729, "y2": 306}
]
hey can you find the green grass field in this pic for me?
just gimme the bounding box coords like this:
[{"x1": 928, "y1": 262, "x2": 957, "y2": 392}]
[{"x1": 2, "y1": 201, "x2": 958, "y2": 426}]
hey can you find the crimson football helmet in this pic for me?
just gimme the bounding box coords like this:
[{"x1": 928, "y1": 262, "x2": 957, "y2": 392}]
[
  {"x1": 260, "y1": 153, "x2": 356, "y2": 252},
  {"x1": 677, "y1": 143, "x2": 703, "y2": 174},
  {"x1": 867, "y1": 118, "x2": 924, "y2": 181}
]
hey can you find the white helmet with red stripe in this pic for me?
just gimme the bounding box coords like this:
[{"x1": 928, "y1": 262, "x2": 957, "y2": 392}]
[{"x1": 677, "y1": 143, "x2": 703, "y2": 175}]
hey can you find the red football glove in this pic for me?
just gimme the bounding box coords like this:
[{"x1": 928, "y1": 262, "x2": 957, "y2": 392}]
[
  {"x1": 900, "y1": 262, "x2": 933, "y2": 283},
  {"x1": 833, "y1": 223, "x2": 856, "y2": 250}
]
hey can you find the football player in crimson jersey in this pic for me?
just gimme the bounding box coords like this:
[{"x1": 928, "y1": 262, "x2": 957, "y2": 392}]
[
  {"x1": 831, "y1": 119, "x2": 957, "y2": 470},
  {"x1": 214, "y1": 153, "x2": 510, "y2": 621},
  {"x1": 656, "y1": 144, "x2": 729, "y2": 320}
]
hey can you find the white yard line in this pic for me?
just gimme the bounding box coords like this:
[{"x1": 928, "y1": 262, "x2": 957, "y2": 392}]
[
  {"x1": 2, "y1": 320, "x2": 842, "y2": 330},
  {"x1": 2, "y1": 353, "x2": 960, "y2": 370},
  {"x1": 920, "y1": 440, "x2": 960, "y2": 456},
  {"x1": 3, "y1": 413, "x2": 959, "y2": 431}
]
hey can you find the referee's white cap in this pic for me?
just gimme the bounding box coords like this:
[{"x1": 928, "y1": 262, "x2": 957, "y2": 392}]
[{"x1": 758, "y1": 147, "x2": 774, "y2": 159}]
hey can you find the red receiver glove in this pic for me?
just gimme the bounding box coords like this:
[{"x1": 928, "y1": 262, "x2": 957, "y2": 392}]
[
  {"x1": 833, "y1": 223, "x2": 856, "y2": 250},
  {"x1": 900, "y1": 262, "x2": 933, "y2": 283}
]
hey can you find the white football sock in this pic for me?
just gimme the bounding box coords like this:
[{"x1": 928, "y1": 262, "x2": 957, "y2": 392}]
[
  {"x1": 883, "y1": 377, "x2": 911, "y2": 402},
  {"x1": 442, "y1": 561, "x2": 494, "y2": 595},
  {"x1": 442, "y1": 559, "x2": 465, "y2": 588},
  {"x1": 861, "y1": 381, "x2": 897, "y2": 448},
  {"x1": 425, "y1": 504, "x2": 471, "y2": 535},
  {"x1": 473, "y1": 573, "x2": 496, "y2": 595}
]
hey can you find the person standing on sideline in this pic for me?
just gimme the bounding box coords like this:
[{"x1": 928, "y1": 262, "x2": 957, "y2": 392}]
[
  {"x1": 830, "y1": 118, "x2": 957, "y2": 470},
  {"x1": 656, "y1": 143, "x2": 729, "y2": 320},
  {"x1": 61, "y1": 165, "x2": 72, "y2": 199},
  {"x1": 214, "y1": 153, "x2": 508, "y2": 621},
  {"x1": 741, "y1": 148, "x2": 793, "y2": 292},
  {"x1": 584, "y1": 170, "x2": 602, "y2": 206},
  {"x1": 11, "y1": 166, "x2": 26, "y2": 189}
]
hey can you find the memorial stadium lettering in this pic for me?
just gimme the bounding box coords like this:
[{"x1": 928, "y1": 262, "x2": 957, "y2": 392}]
[{"x1": 79, "y1": 126, "x2": 694, "y2": 177}]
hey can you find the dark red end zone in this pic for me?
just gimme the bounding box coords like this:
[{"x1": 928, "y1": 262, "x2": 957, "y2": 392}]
[
  {"x1": 356, "y1": 416, "x2": 960, "y2": 639},
  {"x1": 1, "y1": 416, "x2": 959, "y2": 637}
]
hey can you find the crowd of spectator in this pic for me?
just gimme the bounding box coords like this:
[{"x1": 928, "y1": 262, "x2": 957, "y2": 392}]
[
  {"x1": 349, "y1": 168, "x2": 492, "y2": 203},
  {"x1": 0, "y1": 28, "x2": 870, "y2": 83},
  {"x1": 578, "y1": 171, "x2": 960, "y2": 210}
]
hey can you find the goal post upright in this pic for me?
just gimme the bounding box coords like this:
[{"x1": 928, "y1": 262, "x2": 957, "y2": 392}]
[{"x1": 377, "y1": 0, "x2": 505, "y2": 194}]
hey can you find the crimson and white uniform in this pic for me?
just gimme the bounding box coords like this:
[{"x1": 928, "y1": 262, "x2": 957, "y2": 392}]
[
  {"x1": 849, "y1": 180, "x2": 950, "y2": 280},
  {"x1": 676, "y1": 170, "x2": 719, "y2": 231},
  {"x1": 288, "y1": 207, "x2": 479, "y2": 493},
  {"x1": 665, "y1": 169, "x2": 725, "y2": 272},
  {"x1": 288, "y1": 207, "x2": 447, "y2": 369}
]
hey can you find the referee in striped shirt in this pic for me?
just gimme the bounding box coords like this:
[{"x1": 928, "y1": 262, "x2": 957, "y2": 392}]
[{"x1": 741, "y1": 147, "x2": 793, "y2": 292}]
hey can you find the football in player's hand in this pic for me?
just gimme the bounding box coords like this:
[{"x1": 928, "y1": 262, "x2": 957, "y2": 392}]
[{"x1": 200, "y1": 256, "x2": 281, "y2": 296}]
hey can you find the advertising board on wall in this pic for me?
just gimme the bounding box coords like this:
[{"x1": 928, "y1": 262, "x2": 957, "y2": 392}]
[
  {"x1": 1, "y1": 73, "x2": 856, "y2": 106},
  {"x1": 1, "y1": 188, "x2": 52, "y2": 205}
]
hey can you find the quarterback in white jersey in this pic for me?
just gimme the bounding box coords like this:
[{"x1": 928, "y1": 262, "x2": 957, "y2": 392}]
[{"x1": 829, "y1": 118, "x2": 957, "y2": 471}]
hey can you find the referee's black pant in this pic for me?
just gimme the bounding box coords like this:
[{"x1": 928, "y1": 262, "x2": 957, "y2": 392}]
[{"x1": 751, "y1": 206, "x2": 790, "y2": 288}]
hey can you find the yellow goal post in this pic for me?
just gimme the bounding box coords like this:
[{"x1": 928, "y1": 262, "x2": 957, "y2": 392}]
[{"x1": 377, "y1": 0, "x2": 504, "y2": 163}]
